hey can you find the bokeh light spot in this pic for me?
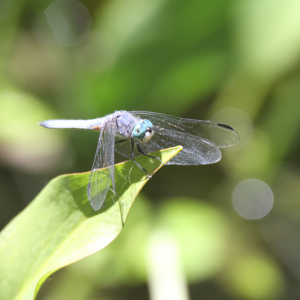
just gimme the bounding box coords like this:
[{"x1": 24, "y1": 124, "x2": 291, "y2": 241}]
[
  {"x1": 45, "y1": 0, "x2": 91, "y2": 46},
  {"x1": 232, "y1": 179, "x2": 273, "y2": 220},
  {"x1": 224, "y1": 254, "x2": 285, "y2": 300}
]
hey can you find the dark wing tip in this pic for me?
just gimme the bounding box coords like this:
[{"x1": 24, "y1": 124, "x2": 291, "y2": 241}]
[
  {"x1": 217, "y1": 123, "x2": 234, "y2": 130},
  {"x1": 217, "y1": 123, "x2": 240, "y2": 146}
]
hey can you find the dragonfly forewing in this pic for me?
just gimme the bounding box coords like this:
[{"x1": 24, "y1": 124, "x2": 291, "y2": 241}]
[
  {"x1": 141, "y1": 126, "x2": 222, "y2": 165},
  {"x1": 130, "y1": 111, "x2": 239, "y2": 148}
]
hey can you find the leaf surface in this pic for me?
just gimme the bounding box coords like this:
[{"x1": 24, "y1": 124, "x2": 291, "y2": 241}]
[{"x1": 0, "y1": 146, "x2": 182, "y2": 300}]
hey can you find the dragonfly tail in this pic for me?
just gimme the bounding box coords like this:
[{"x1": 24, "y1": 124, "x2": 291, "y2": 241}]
[{"x1": 39, "y1": 119, "x2": 102, "y2": 130}]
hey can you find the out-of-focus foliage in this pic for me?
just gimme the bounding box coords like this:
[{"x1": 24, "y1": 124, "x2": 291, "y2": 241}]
[{"x1": 1, "y1": 0, "x2": 300, "y2": 299}]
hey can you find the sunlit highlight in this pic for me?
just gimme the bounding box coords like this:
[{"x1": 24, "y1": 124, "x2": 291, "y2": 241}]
[
  {"x1": 45, "y1": 0, "x2": 91, "y2": 46},
  {"x1": 232, "y1": 179, "x2": 273, "y2": 220}
]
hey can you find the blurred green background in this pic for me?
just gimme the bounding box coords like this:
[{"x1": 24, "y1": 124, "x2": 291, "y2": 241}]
[{"x1": 1, "y1": 0, "x2": 300, "y2": 299}]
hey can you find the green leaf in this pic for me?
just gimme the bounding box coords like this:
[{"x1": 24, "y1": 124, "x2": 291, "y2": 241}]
[{"x1": 0, "y1": 146, "x2": 182, "y2": 300}]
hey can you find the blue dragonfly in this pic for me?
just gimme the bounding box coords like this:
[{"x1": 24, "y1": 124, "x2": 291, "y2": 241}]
[{"x1": 39, "y1": 110, "x2": 239, "y2": 211}]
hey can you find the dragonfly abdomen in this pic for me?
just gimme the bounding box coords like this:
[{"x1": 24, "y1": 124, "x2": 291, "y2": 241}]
[{"x1": 39, "y1": 118, "x2": 105, "y2": 130}]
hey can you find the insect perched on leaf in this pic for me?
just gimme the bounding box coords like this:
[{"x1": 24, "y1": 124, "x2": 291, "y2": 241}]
[{"x1": 40, "y1": 111, "x2": 239, "y2": 210}]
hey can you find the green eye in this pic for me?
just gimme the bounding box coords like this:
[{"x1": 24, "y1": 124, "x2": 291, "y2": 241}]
[{"x1": 132, "y1": 122, "x2": 147, "y2": 140}]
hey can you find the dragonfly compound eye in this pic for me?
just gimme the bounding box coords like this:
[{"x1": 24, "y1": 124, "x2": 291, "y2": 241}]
[
  {"x1": 132, "y1": 122, "x2": 154, "y2": 142},
  {"x1": 132, "y1": 123, "x2": 147, "y2": 140}
]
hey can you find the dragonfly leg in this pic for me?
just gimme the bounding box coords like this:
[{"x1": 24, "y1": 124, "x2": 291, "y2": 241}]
[
  {"x1": 115, "y1": 139, "x2": 127, "y2": 144},
  {"x1": 131, "y1": 139, "x2": 151, "y2": 178},
  {"x1": 135, "y1": 141, "x2": 163, "y2": 165}
]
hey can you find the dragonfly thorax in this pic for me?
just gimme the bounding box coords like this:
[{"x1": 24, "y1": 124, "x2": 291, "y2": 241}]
[{"x1": 132, "y1": 119, "x2": 154, "y2": 143}]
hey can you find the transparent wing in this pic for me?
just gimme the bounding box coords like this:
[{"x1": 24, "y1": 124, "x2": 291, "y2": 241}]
[
  {"x1": 88, "y1": 119, "x2": 115, "y2": 211},
  {"x1": 130, "y1": 111, "x2": 240, "y2": 148},
  {"x1": 114, "y1": 134, "x2": 144, "y2": 159},
  {"x1": 143, "y1": 126, "x2": 221, "y2": 165},
  {"x1": 114, "y1": 126, "x2": 221, "y2": 165}
]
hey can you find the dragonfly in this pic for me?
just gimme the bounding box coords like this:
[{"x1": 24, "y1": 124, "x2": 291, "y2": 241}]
[{"x1": 39, "y1": 110, "x2": 239, "y2": 211}]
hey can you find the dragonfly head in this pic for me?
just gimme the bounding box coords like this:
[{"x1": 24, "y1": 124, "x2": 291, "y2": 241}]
[{"x1": 132, "y1": 119, "x2": 154, "y2": 143}]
